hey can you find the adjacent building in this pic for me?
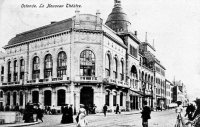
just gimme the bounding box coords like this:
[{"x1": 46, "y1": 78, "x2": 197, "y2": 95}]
[{"x1": 0, "y1": 0, "x2": 186, "y2": 112}]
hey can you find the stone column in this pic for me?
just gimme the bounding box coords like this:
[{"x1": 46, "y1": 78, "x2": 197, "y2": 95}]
[
  {"x1": 110, "y1": 91, "x2": 113, "y2": 112},
  {"x1": 16, "y1": 92, "x2": 19, "y2": 105},
  {"x1": 4, "y1": 61, "x2": 8, "y2": 83},
  {"x1": 10, "y1": 92, "x2": 13, "y2": 109},
  {"x1": 40, "y1": 57, "x2": 44, "y2": 79},
  {"x1": 23, "y1": 91, "x2": 27, "y2": 108},
  {"x1": 27, "y1": 56, "x2": 31, "y2": 81},
  {"x1": 70, "y1": 83, "x2": 74, "y2": 105},
  {"x1": 126, "y1": 92, "x2": 130, "y2": 111},
  {"x1": 27, "y1": 90, "x2": 32, "y2": 103},
  {"x1": 52, "y1": 55, "x2": 57, "y2": 78},
  {"x1": 117, "y1": 92, "x2": 120, "y2": 105},
  {"x1": 18, "y1": 60, "x2": 20, "y2": 82},
  {"x1": 11, "y1": 61, "x2": 14, "y2": 82},
  {"x1": 3, "y1": 93, "x2": 7, "y2": 107},
  {"x1": 51, "y1": 88, "x2": 57, "y2": 106},
  {"x1": 66, "y1": 87, "x2": 70, "y2": 104},
  {"x1": 39, "y1": 89, "x2": 44, "y2": 107}
]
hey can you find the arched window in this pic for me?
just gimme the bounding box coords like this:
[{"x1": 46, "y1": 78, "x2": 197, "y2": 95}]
[
  {"x1": 113, "y1": 58, "x2": 118, "y2": 79},
  {"x1": 32, "y1": 91, "x2": 39, "y2": 104},
  {"x1": 120, "y1": 92, "x2": 123, "y2": 106},
  {"x1": 105, "y1": 90, "x2": 110, "y2": 106},
  {"x1": 57, "y1": 89, "x2": 65, "y2": 106},
  {"x1": 57, "y1": 51, "x2": 67, "y2": 77},
  {"x1": 20, "y1": 59, "x2": 25, "y2": 80},
  {"x1": 7, "y1": 92, "x2": 10, "y2": 105},
  {"x1": 44, "y1": 54, "x2": 53, "y2": 78},
  {"x1": 8, "y1": 61, "x2": 11, "y2": 82},
  {"x1": 80, "y1": 50, "x2": 95, "y2": 76},
  {"x1": 120, "y1": 60, "x2": 124, "y2": 81},
  {"x1": 14, "y1": 60, "x2": 18, "y2": 81},
  {"x1": 0, "y1": 91, "x2": 3, "y2": 98},
  {"x1": 105, "y1": 54, "x2": 111, "y2": 77},
  {"x1": 13, "y1": 92, "x2": 17, "y2": 106},
  {"x1": 19, "y1": 91, "x2": 23, "y2": 106},
  {"x1": 32, "y1": 56, "x2": 40, "y2": 80},
  {"x1": 113, "y1": 92, "x2": 117, "y2": 106}
]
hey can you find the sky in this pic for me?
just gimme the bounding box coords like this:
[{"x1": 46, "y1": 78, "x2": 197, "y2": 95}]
[{"x1": 0, "y1": 0, "x2": 200, "y2": 100}]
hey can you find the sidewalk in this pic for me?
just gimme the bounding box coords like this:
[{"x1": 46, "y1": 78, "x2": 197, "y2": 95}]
[
  {"x1": 0, "y1": 121, "x2": 40, "y2": 127},
  {"x1": 0, "y1": 110, "x2": 141, "y2": 127}
]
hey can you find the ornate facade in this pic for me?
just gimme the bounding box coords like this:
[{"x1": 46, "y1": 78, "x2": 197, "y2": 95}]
[{"x1": 0, "y1": 0, "x2": 167, "y2": 112}]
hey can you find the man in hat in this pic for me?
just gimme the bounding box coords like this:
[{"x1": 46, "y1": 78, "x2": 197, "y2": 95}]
[
  {"x1": 68, "y1": 104, "x2": 73, "y2": 123},
  {"x1": 61, "y1": 104, "x2": 69, "y2": 124}
]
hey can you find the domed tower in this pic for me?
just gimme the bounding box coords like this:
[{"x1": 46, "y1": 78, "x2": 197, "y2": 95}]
[{"x1": 105, "y1": 0, "x2": 131, "y2": 33}]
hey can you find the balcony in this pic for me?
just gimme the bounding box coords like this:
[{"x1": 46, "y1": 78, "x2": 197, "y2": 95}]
[
  {"x1": 80, "y1": 76, "x2": 97, "y2": 81},
  {"x1": 75, "y1": 76, "x2": 97, "y2": 82}
]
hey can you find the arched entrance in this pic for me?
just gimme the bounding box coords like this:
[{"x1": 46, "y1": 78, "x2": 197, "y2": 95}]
[
  {"x1": 32, "y1": 91, "x2": 39, "y2": 104},
  {"x1": 44, "y1": 90, "x2": 51, "y2": 106},
  {"x1": 80, "y1": 87, "x2": 94, "y2": 107},
  {"x1": 57, "y1": 89, "x2": 65, "y2": 106}
]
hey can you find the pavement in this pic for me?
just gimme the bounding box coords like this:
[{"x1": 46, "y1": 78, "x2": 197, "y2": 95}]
[{"x1": 0, "y1": 110, "x2": 141, "y2": 127}]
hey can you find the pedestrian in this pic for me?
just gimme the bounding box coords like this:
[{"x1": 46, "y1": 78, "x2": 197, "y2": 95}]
[
  {"x1": 174, "y1": 101, "x2": 185, "y2": 127},
  {"x1": 15, "y1": 103, "x2": 19, "y2": 111},
  {"x1": 68, "y1": 104, "x2": 74, "y2": 123},
  {"x1": 115, "y1": 104, "x2": 120, "y2": 114},
  {"x1": 61, "y1": 104, "x2": 69, "y2": 124},
  {"x1": 47, "y1": 106, "x2": 51, "y2": 115},
  {"x1": 36, "y1": 105, "x2": 43, "y2": 122},
  {"x1": 103, "y1": 104, "x2": 107, "y2": 117},
  {"x1": 185, "y1": 103, "x2": 193, "y2": 120},
  {"x1": 141, "y1": 101, "x2": 151, "y2": 127},
  {"x1": 191, "y1": 99, "x2": 200, "y2": 126},
  {"x1": 77, "y1": 104, "x2": 88, "y2": 127},
  {"x1": 92, "y1": 104, "x2": 97, "y2": 114}
]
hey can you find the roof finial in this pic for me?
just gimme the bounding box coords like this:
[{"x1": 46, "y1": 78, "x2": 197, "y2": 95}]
[
  {"x1": 145, "y1": 32, "x2": 148, "y2": 43},
  {"x1": 152, "y1": 39, "x2": 155, "y2": 48},
  {"x1": 114, "y1": 0, "x2": 121, "y2": 7}
]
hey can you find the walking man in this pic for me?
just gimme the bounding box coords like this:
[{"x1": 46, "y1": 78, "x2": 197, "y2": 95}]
[
  {"x1": 103, "y1": 104, "x2": 107, "y2": 117},
  {"x1": 141, "y1": 101, "x2": 151, "y2": 127},
  {"x1": 115, "y1": 104, "x2": 120, "y2": 114}
]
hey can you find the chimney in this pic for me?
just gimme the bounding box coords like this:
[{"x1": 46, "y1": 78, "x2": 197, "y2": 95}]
[
  {"x1": 134, "y1": 31, "x2": 137, "y2": 36},
  {"x1": 96, "y1": 10, "x2": 101, "y2": 17}
]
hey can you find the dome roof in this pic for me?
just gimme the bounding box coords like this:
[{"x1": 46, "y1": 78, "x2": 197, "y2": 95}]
[{"x1": 105, "y1": 0, "x2": 131, "y2": 33}]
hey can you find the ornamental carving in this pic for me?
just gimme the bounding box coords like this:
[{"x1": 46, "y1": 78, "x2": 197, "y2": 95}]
[{"x1": 74, "y1": 32, "x2": 100, "y2": 43}]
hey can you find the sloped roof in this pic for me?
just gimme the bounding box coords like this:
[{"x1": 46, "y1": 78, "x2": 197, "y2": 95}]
[{"x1": 7, "y1": 18, "x2": 73, "y2": 47}]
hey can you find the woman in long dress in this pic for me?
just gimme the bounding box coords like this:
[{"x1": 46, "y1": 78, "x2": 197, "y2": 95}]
[{"x1": 77, "y1": 104, "x2": 88, "y2": 127}]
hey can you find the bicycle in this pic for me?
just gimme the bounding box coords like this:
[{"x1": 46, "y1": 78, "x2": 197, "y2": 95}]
[{"x1": 175, "y1": 112, "x2": 186, "y2": 127}]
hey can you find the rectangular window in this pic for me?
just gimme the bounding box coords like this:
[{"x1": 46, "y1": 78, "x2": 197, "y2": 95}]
[
  {"x1": 130, "y1": 45, "x2": 138, "y2": 58},
  {"x1": 113, "y1": 94, "x2": 117, "y2": 106},
  {"x1": 1, "y1": 67, "x2": 4, "y2": 75}
]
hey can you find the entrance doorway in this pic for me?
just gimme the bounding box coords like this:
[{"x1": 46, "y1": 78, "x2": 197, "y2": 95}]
[
  {"x1": 80, "y1": 87, "x2": 94, "y2": 107},
  {"x1": 32, "y1": 91, "x2": 39, "y2": 104},
  {"x1": 44, "y1": 90, "x2": 51, "y2": 106}
]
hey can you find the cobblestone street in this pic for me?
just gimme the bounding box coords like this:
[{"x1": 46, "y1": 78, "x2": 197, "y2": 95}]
[{"x1": 29, "y1": 109, "x2": 183, "y2": 127}]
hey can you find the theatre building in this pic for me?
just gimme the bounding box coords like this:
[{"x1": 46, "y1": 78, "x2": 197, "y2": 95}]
[{"x1": 0, "y1": 0, "x2": 146, "y2": 112}]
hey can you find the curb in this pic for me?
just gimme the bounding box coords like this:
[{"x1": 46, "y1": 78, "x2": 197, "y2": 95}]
[{"x1": 2, "y1": 122, "x2": 40, "y2": 127}]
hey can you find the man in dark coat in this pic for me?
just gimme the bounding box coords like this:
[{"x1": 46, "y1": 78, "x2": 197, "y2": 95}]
[
  {"x1": 103, "y1": 104, "x2": 107, "y2": 117},
  {"x1": 61, "y1": 104, "x2": 69, "y2": 124},
  {"x1": 115, "y1": 104, "x2": 120, "y2": 114},
  {"x1": 141, "y1": 101, "x2": 151, "y2": 127},
  {"x1": 36, "y1": 105, "x2": 43, "y2": 122},
  {"x1": 68, "y1": 104, "x2": 73, "y2": 123}
]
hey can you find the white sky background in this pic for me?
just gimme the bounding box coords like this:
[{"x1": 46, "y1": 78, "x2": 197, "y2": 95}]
[{"x1": 0, "y1": 0, "x2": 200, "y2": 100}]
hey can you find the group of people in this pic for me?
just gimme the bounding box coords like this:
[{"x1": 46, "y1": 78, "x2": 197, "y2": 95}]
[
  {"x1": 175, "y1": 99, "x2": 200, "y2": 127},
  {"x1": 23, "y1": 102, "x2": 43, "y2": 123},
  {"x1": 61, "y1": 104, "x2": 73, "y2": 124}
]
